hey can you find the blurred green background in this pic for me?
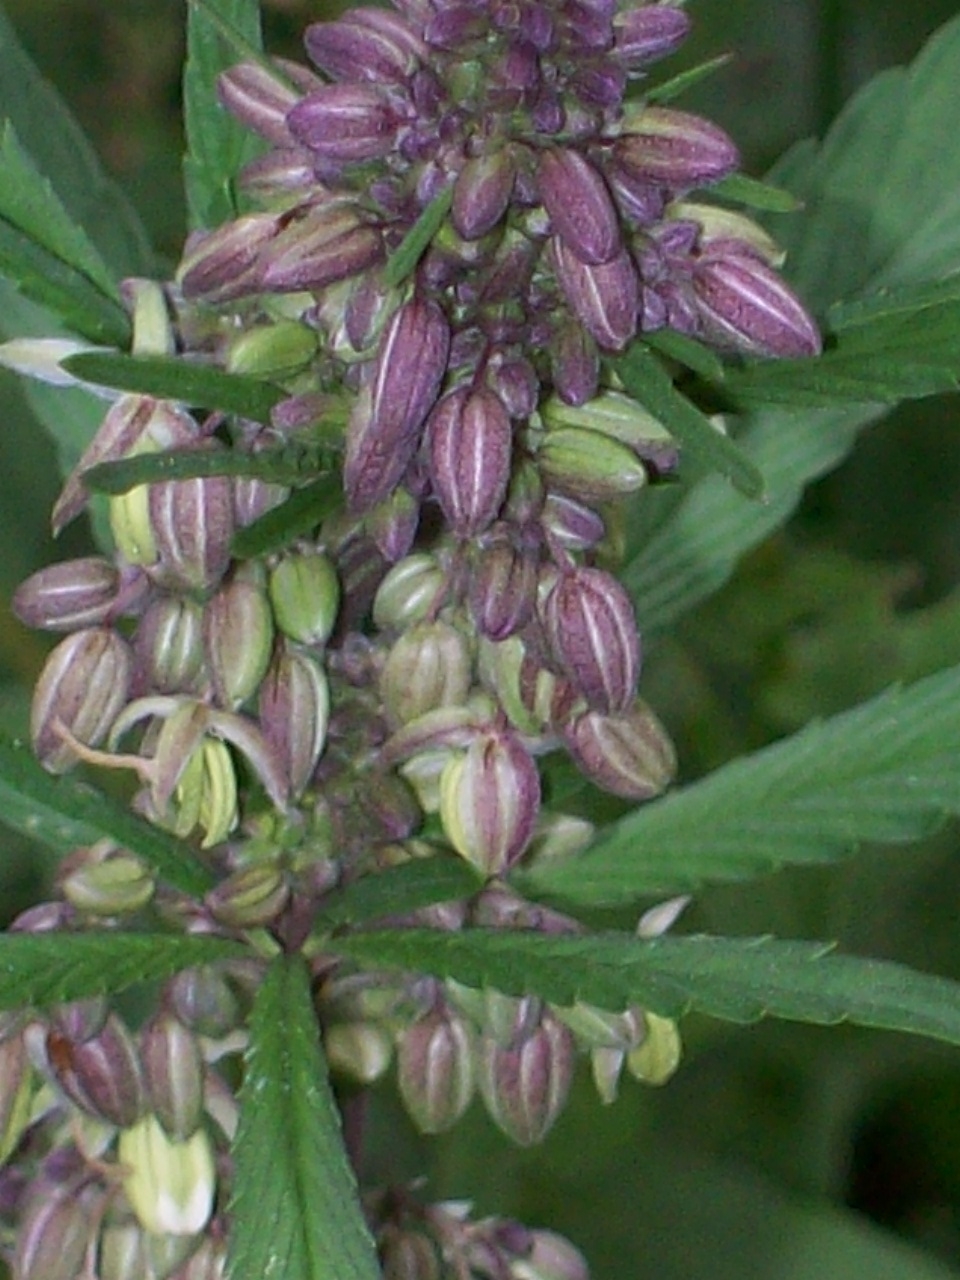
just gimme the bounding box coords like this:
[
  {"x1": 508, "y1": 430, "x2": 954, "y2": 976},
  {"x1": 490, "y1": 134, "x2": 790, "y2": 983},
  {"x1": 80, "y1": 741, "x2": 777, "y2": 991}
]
[{"x1": 4, "y1": 2, "x2": 960, "y2": 1278}]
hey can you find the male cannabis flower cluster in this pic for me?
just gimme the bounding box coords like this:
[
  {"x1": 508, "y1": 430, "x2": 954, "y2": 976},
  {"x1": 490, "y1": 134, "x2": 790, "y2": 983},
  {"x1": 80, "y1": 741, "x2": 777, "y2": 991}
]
[{"x1": 3, "y1": 0, "x2": 818, "y2": 1275}]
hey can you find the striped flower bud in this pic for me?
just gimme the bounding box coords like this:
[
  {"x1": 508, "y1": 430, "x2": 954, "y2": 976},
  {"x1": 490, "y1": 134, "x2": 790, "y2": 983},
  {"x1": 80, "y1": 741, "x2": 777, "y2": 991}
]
[
  {"x1": 542, "y1": 567, "x2": 639, "y2": 713},
  {"x1": 13, "y1": 557, "x2": 123, "y2": 632},
  {"x1": 670, "y1": 200, "x2": 785, "y2": 266},
  {"x1": 614, "y1": 107, "x2": 739, "y2": 190},
  {"x1": 133, "y1": 596, "x2": 205, "y2": 696},
  {"x1": 61, "y1": 852, "x2": 155, "y2": 917},
  {"x1": 477, "y1": 1013, "x2": 575, "y2": 1146},
  {"x1": 31, "y1": 627, "x2": 133, "y2": 773},
  {"x1": 325, "y1": 1022, "x2": 393, "y2": 1084},
  {"x1": 366, "y1": 486, "x2": 421, "y2": 563},
  {"x1": 427, "y1": 387, "x2": 513, "y2": 538},
  {"x1": 287, "y1": 83, "x2": 400, "y2": 162},
  {"x1": 439, "y1": 730, "x2": 541, "y2": 874},
  {"x1": 487, "y1": 353, "x2": 539, "y2": 420},
  {"x1": 345, "y1": 300, "x2": 451, "y2": 513},
  {"x1": 541, "y1": 492, "x2": 605, "y2": 552},
  {"x1": 613, "y1": 5, "x2": 691, "y2": 68},
  {"x1": 397, "y1": 1008, "x2": 476, "y2": 1133},
  {"x1": 550, "y1": 238, "x2": 639, "y2": 351},
  {"x1": 259, "y1": 645, "x2": 330, "y2": 798},
  {"x1": 381, "y1": 620, "x2": 472, "y2": 726},
  {"x1": 140, "y1": 1014, "x2": 204, "y2": 1140},
  {"x1": 178, "y1": 213, "x2": 281, "y2": 304},
  {"x1": 206, "y1": 863, "x2": 291, "y2": 930},
  {"x1": 550, "y1": 321, "x2": 599, "y2": 407},
  {"x1": 536, "y1": 426, "x2": 647, "y2": 502},
  {"x1": 217, "y1": 59, "x2": 320, "y2": 144},
  {"x1": 693, "y1": 251, "x2": 822, "y2": 358},
  {"x1": 147, "y1": 461, "x2": 235, "y2": 595},
  {"x1": 269, "y1": 549, "x2": 341, "y2": 647},
  {"x1": 538, "y1": 148, "x2": 621, "y2": 265},
  {"x1": 13, "y1": 1191, "x2": 92, "y2": 1280},
  {"x1": 468, "y1": 538, "x2": 537, "y2": 641},
  {"x1": 0, "y1": 1034, "x2": 31, "y2": 1166},
  {"x1": 226, "y1": 318, "x2": 319, "y2": 380},
  {"x1": 203, "y1": 576, "x2": 275, "y2": 709},
  {"x1": 305, "y1": 9, "x2": 426, "y2": 84},
  {"x1": 259, "y1": 206, "x2": 384, "y2": 293},
  {"x1": 562, "y1": 698, "x2": 676, "y2": 799},
  {"x1": 513, "y1": 1231, "x2": 590, "y2": 1280},
  {"x1": 169, "y1": 967, "x2": 240, "y2": 1039},
  {"x1": 44, "y1": 1015, "x2": 145, "y2": 1127},
  {"x1": 373, "y1": 553, "x2": 444, "y2": 631},
  {"x1": 381, "y1": 1231, "x2": 442, "y2": 1280},
  {"x1": 118, "y1": 1114, "x2": 215, "y2": 1236},
  {"x1": 452, "y1": 150, "x2": 516, "y2": 240}
]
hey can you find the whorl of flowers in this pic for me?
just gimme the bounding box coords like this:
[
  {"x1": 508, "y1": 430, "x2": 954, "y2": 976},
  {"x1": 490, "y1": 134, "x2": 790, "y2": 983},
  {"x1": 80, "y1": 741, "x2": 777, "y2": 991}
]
[{"x1": 4, "y1": 2, "x2": 819, "y2": 1276}]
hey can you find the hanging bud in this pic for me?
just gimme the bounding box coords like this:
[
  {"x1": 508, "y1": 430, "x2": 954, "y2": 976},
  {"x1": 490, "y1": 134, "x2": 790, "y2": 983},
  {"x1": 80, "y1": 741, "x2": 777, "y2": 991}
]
[
  {"x1": 45, "y1": 1015, "x2": 145, "y2": 1128},
  {"x1": 305, "y1": 9, "x2": 426, "y2": 84},
  {"x1": 13, "y1": 557, "x2": 123, "y2": 632},
  {"x1": 178, "y1": 214, "x2": 281, "y2": 304},
  {"x1": 439, "y1": 730, "x2": 541, "y2": 875},
  {"x1": 477, "y1": 1013, "x2": 575, "y2": 1145},
  {"x1": 141, "y1": 1014, "x2": 205, "y2": 1140},
  {"x1": 670, "y1": 200, "x2": 784, "y2": 265},
  {"x1": 217, "y1": 59, "x2": 320, "y2": 143},
  {"x1": 562, "y1": 700, "x2": 676, "y2": 799},
  {"x1": 542, "y1": 567, "x2": 640, "y2": 713},
  {"x1": 269, "y1": 549, "x2": 341, "y2": 647},
  {"x1": 380, "y1": 620, "x2": 472, "y2": 726},
  {"x1": 259, "y1": 645, "x2": 330, "y2": 798},
  {"x1": 541, "y1": 492, "x2": 605, "y2": 552},
  {"x1": 468, "y1": 538, "x2": 538, "y2": 641},
  {"x1": 366, "y1": 486, "x2": 421, "y2": 563},
  {"x1": 538, "y1": 148, "x2": 621, "y2": 265},
  {"x1": 344, "y1": 300, "x2": 451, "y2": 513},
  {"x1": 287, "y1": 83, "x2": 400, "y2": 162},
  {"x1": 259, "y1": 206, "x2": 384, "y2": 293},
  {"x1": 205, "y1": 863, "x2": 291, "y2": 930},
  {"x1": 512, "y1": 1231, "x2": 590, "y2": 1280},
  {"x1": 426, "y1": 387, "x2": 513, "y2": 538},
  {"x1": 203, "y1": 576, "x2": 275, "y2": 710},
  {"x1": 550, "y1": 321, "x2": 599, "y2": 407},
  {"x1": 147, "y1": 459, "x2": 235, "y2": 596},
  {"x1": 324, "y1": 1022, "x2": 393, "y2": 1085},
  {"x1": 226, "y1": 319, "x2": 319, "y2": 380},
  {"x1": 118, "y1": 1114, "x2": 216, "y2": 1236},
  {"x1": 397, "y1": 1008, "x2": 476, "y2": 1134},
  {"x1": 381, "y1": 1230, "x2": 442, "y2": 1280},
  {"x1": 13, "y1": 1191, "x2": 92, "y2": 1280},
  {"x1": 614, "y1": 107, "x2": 739, "y2": 190},
  {"x1": 61, "y1": 851, "x2": 156, "y2": 918},
  {"x1": 168, "y1": 967, "x2": 240, "y2": 1039},
  {"x1": 452, "y1": 149, "x2": 516, "y2": 240},
  {"x1": 31, "y1": 627, "x2": 133, "y2": 773},
  {"x1": 626, "y1": 1012, "x2": 682, "y2": 1085},
  {"x1": 693, "y1": 251, "x2": 822, "y2": 358},
  {"x1": 133, "y1": 596, "x2": 205, "y2": 696},
  {"x1": 487, "y1": 353, "x2": 539, "y2": 420},
  {"x1": 550, "y1": 239, "x2": 639, "y2": 351},
  {"x1": 542, "y1": 391, "x2": 674, "y2": 461},
  {"x1": 536, "y1": 426, "x2": 647, "y2": 502},
  {"x1": 613, "y1": 5, "x2": 691, "y2": 68}
]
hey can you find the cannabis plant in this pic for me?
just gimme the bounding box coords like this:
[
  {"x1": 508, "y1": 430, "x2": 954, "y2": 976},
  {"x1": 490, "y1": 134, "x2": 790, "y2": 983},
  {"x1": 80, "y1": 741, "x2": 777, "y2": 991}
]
[{"x1": 2, "y1": 0, "x2": 960, "y2": 1277}]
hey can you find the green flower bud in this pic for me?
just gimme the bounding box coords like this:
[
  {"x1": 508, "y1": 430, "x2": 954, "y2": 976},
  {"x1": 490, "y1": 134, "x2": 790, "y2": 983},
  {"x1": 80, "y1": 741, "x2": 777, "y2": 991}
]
[
  {"x1": 0, "y1": 1033, "x2": 32, "y2": 1165},
  {"x1": 269, "y1": 550, "x2": 341, "y2": 647},
  {"x1": 626, "y1": 1012, "x2": 682, "y2": 1086},
  {"x1": 205, "y1": 863, "x2": 290, "y2": 929},
  {"x1": 372, "y1": 554, "x2": 445, "y2": 632},
  {"x1": 397, "y1": 1009, "x2": 476, "y2": 1133},
  {"x1": 61, "y1": 851, "x2": 156, "y2": 917},
  {"x1": 541, "y1": 391, "x2": 673, "y2": 457},
  {"x1": 141, "y1": 1014, "x2": 205, "y2": 1140},
  {"x1": 109, "y1": 443, "x2": 160, "y2": 567},
  {"x1": 439, "y1": 731, "x2": 541, "y2": 875},
  {"x1": 380, "y1": 620, "x2": 472, "y2": 726},
  {"x1": 536, "y1": 426, "x2": 647, "y2": 502},
  {"x1": 13, "y1": 1192, "x2": 92, "y2": 1280},
  {"x1": 226, "y1": 319, "x2": 319, "y2": 380},
  {"x1": 118, "y1": 1114, "x2": 216, "y2": 1236},
  {"x1": 477, "y1": 1014, "x2": 574, "y2": 1146},
  {"x1": 324, "y1": 1021, "x2": 393, "y2": 1085},
  {"x1": 203, "y1": 576, "x2": 275, "y2": 710}
]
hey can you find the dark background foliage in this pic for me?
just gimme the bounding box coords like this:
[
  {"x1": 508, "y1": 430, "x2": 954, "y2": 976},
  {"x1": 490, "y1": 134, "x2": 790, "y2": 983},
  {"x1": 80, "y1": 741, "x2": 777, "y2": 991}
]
[{"x1": 3, "y1": 2, "x2": 960, "y2": 1277}]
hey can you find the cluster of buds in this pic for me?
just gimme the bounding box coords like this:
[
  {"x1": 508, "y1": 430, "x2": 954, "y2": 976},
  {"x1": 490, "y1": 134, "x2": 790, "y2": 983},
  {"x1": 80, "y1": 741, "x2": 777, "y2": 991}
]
[{"x1": 6, "y1": 0, "x2": 822, "y2": 1274}]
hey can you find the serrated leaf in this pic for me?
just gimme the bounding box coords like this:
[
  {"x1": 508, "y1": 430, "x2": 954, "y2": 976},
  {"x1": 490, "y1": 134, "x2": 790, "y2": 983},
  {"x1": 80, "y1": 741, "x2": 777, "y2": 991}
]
[
  {"x1": 0, "y1": 932, "x2": 245, "y2": 1010},
  {"x1": 332, "y1": 928, "x2": 960, "y2": 1047},
  {"x1": 184, "y1": 0, "x2": 265, "y2": 230},
  {"x1": 520, "y1": 665, "x2": 960, "y2": 904},
  {"x1": 315, "y1": 856, "x2": 484, "y2": 929},
  {"x1": 62, "y1": 352, "x2": 285, "y2": 423},
  {"x1": 615, "y1": 343, "x2": 764, "y2": 499},
  {"x1": 0, "y1": 739, "x2": 213, "y2": 897},
  {"x1": 641, "y1": 328, "x2": 726, "y2": 382},
  {"x1": 645, "y1": 53, "x2": 733, "y2": 104},
  {"x1": 231, "y1": 474, "x2": 342, "y2": 559},
  {"x1": 383, "y1": 186, "x2": 454, "y2": 289},
  {"x1": 228, "y1": 954, "x2": 381, "y2": 1280},
  {"x1": 84, "y1": 444, "x2": 336, "y2": 495},
  {"x1": 710, "y1": 173, "x2": 802, "y2": 214}
]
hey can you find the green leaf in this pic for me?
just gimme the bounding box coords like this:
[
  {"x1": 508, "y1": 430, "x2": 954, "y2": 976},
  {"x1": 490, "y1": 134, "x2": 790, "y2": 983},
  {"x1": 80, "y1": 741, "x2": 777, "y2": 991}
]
[
  {"x1": 615, "y1": 343, "x2": 764, "y2": 499},
  {"x1": 0, "y1": 739, "x2": 213, "y2": 897},
  {"x1": 183, "y1": 0, "x2": 265, "y2": 230},
  {"x1": 641, "y1": 328, "x2": 726, "y2": 383},
  {"x1": 333, "y1": 928, "x2": 960, "y2": 1048},
  {"x1": 645, "y1": 53, "x2": 733, "y2": 105},
  {"x1": 383, "y1": 186, "x2": 454, "y2": 289},
  {"x1": 62, "y1": 352, "x2": 286, "y2": 423},
  {"x1": 0, "y1": 220, "x2": 130, "y2": 346},
  {"x1": 520, "y1": 664, "x2": 960, "y2": 904},
  {"x1": 228, "y1": 954, "x2": 381, "y2": 1280},
  {"x1": 84, "y1": 443, "x2": 338, "y2": 495},
  {"x1": 710, "y1": 173, "x2": 803, "y2": 214},
  {"x1": 0, "y1": 932, "x2": 245, "y2": 1010},
  {"x1": 231, "y1": 474, "x2": 342, "y2": 559},
  {"x1": 315, "y1": 856, "x2": 484, "y2": 928}
]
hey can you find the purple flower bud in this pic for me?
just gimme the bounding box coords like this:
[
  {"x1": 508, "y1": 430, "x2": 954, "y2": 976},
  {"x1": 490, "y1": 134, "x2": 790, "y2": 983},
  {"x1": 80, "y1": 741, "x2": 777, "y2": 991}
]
[
  {"x1": 233, "y1": 474, "x2": 289, "y2": 529},
  {"x1": 541, "y1": 491, "x2": 606, "y2": 551},
  {"x1": 693, "y1": 252, "x2": 822, "y2": 358},
  {"x1": 344, "y1": 300, "x2": 451, "y2": 513},
  {"x1": 31, "y1": 627, "x2": 133, "y2": 773},
  {"x1": 259, "y1": 645, "x2": 330, "y2": 798},
  {"x1": 140, "y1": 1014, "x2": 204, "y2": 1140},
  {"x1": 133, "y1": 597, "x2": 205, "y2": 696},
  {"x1": 550, "y1": 238, "x2": 639, "y2": 350},
  {"x1": 238, "y1": 147, "x2": 316, "y2": 200},
  {"x1": 147, "y1": 460, "x2": 235, "y2": 595},
  {"x1": 487, "y1": 353, "x2": 539, "y2": 420},
  {"x1": 217, "y1": 60, "x2": 321, "y2": 145},
  {"x1": 613, "y1": 5, "x2": 691, "y2": 68},
  {"x1": 477, "y1": 1012, "x2": 575, "y2": 1145},
  {"x1": 259, "y1": 207, "x2": 384, "y2": 293},
  {"x1": 305, "y1": 10, "x2": 426, "y2": 84},
  {"x1": 13, "y1": 1191, "x2": 92, "y2": 1280},
  {"x1": 168, "y1": 966, "x2": 241, "y2": 1039},
  {"x1": 380, "y1": 620, "x2": 472, "y2": 726},
  {"x1": 570, "y1": 60, "x2": 627, "y2": 109},
  {"x1": 477, "y1": 229, "x2": 538, "y2": 305},
  {"x1": 366, "y1": 486, "x2": 421, "y2": 562},
  {"x1": 44, "y1": 1015, "x2": 145, "y2": 1127},
  {"x1": 424, "y1": 5, "x2": 490, "y2": 49},
  {"x1": 538, "y1": 147, "x2": 621, "y2": 265},
  {"x1": 542, "y1": 567, "x2": 639, "y2": 713},
  {"x1": 287, "y1": 84, "x2": 401, "y2": 163},
  {"x1": 606, "y1": 162, "x2": 667, "y2": 226},
  {"x1": 452, "y1": 151, "x2": 517, "y2": 240},
  {"x1": 13, "y1": 557, "x2": 122, "y2": 632},
  {"x1": 269, "y1": 549, "x2": 341, "y2": 647},
  {"x1": 397, "y1": 1008, "x2": 476, "y2": 1133},
  {"x1": 614, "y1": 107, "x2": 739, "y2": 190},
  {"x1": 550, "y1": 321, "x2": 599, "y2": 406},
  {"x1": 427, "y1": 387, "x2": 513, "y2": 537},
  {"x1": 521, "y1": 1230, "x2": 591, "y2": 1280},
  {"x1": 178, "y1": 214, "x2": 281, "y2": 304},
  {"x1": 439, "y1": 730, "x2": 541, "y2": 874},
  {"x1": 562, "y1": 699, "x2": 676, "y2": 799},
  {"x1": 202, "y1": 576, "x2": 274, "y2": 710},
  {"x1": 557, "y1": 0, "x2": 614, "y2": 51},
  {"x1": 468, "y1": 538, "x2": 538, "y2": 641}
]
